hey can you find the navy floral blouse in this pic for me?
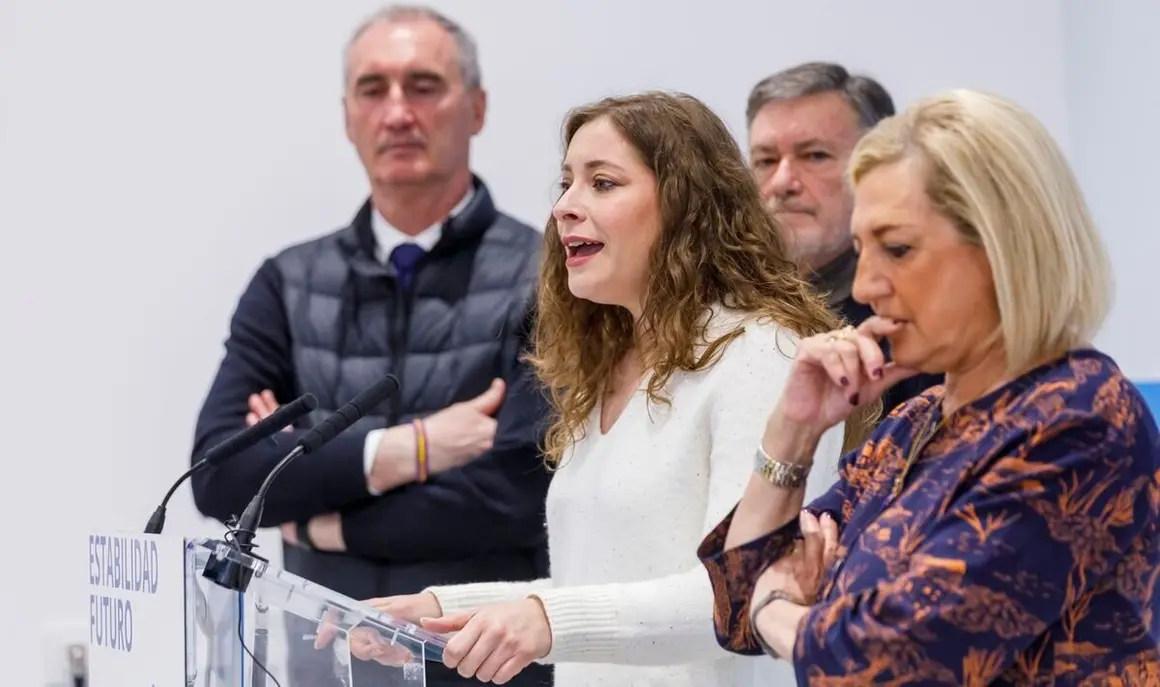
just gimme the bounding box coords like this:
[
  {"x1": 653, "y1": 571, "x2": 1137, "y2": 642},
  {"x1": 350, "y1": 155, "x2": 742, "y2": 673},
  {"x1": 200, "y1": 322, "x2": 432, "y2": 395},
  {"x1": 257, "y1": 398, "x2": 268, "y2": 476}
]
[{"x1": 698, "y1": 349, "x2": 1159, "y2": 685}]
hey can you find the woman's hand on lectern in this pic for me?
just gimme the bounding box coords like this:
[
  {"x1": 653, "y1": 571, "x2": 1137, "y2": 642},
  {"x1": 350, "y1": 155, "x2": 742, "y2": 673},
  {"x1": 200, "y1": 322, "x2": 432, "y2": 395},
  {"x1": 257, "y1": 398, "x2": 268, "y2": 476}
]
[
  {"x1": 344, "y1": 627, "x2": 415, "y2": 666},
  {"x1": 364, "y1": 591, "x2": 444, "y2": 624},
  {"x1": 313, "y1": 592, "x2": 442, "y2": 655},
  {"x1": 418, "y1": 597, "x2": 552, "y2": 683}
]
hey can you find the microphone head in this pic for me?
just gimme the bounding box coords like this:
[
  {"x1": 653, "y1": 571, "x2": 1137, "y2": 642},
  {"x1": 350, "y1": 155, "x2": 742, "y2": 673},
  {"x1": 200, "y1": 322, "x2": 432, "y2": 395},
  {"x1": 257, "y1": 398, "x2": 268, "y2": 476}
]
[
  {"x1": 297, "y1": 375, "x2": 400, "y2": 454},
  {"x1": 349, "y1": 375, "x2": 400, "y2": 416},
  {"x1": 202, "y1": 392, "x2": 319, "y2": 466}
]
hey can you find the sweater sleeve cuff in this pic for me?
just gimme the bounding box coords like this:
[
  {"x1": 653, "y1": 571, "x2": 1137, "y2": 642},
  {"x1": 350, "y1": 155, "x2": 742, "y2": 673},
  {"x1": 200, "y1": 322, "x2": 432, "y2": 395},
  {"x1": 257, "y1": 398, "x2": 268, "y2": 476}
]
[
  {"x1": 529, "y1": 586, "x2": 620, "y2": 663},
  {"x1": 426, "y1": 580, "x2": 550, "y2": 616}
]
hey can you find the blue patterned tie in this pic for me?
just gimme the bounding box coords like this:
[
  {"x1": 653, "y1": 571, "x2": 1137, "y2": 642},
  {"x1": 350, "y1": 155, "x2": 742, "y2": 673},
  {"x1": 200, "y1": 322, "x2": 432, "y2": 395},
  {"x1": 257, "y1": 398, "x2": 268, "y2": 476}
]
[{"x1": 389, "y1": 243, "x2": 425, "y2": 291}]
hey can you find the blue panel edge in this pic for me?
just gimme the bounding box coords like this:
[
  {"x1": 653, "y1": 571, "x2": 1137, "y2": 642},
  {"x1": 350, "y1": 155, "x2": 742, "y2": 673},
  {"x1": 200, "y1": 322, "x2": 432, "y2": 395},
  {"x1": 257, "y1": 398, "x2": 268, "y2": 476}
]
[{"x1": 1137, "y1": 382, "x2": 1160, "y2": 418}]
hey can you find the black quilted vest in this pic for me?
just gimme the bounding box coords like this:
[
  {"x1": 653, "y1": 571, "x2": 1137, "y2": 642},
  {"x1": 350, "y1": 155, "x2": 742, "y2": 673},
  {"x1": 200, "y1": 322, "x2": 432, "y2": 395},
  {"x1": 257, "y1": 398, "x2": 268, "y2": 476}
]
[
  {"x1": 271, "y1": 178, "x2": 545, "y2": 594},
  {"x1": 274, "y1": 181, "x2": 538, "y2": 428}
]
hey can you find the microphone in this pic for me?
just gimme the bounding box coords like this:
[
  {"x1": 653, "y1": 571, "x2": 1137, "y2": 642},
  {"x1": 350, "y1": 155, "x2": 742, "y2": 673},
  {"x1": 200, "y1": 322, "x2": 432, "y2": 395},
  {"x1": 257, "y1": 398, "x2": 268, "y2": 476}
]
[
  {"x1": 228, "y1": 374, "x2": 401, "y2": 557},
  {"x1": 143, "y1": 393, "x2": 319, "y2": 535}
]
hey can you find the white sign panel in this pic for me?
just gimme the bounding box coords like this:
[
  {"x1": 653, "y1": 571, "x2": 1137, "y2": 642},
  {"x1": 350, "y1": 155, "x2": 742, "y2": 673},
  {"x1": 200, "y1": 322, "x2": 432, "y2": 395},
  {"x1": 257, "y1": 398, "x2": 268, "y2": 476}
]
[{"x1": 87, "y1": 531, "x2": 187, "y2": 687}]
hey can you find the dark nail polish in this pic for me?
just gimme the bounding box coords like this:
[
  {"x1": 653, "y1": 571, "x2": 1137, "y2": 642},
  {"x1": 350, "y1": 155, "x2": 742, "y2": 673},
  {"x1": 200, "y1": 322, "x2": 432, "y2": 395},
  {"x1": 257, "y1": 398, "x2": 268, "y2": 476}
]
[
  {"x1": 873, "y1": 368, "x2": 883, "y2": 379},
  {"x1": 849, "y1": 393, "x2": 859, "y2": 406},
  {"x1": 839, "y1": 376, "x2": 849, "y2": 386}
]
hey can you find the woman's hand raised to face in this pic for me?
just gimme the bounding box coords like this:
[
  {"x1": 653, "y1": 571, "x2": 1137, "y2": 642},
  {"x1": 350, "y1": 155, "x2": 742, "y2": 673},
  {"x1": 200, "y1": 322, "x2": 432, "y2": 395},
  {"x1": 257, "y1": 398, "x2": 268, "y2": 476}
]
[{"x1": 772, "y1": 316, "x2": 919, "y2": 439}]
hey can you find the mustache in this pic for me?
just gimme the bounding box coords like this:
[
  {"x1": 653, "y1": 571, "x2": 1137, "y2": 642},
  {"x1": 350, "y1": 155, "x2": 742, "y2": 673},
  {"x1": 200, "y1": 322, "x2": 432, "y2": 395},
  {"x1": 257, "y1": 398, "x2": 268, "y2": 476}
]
[
  {"x1": 767, "y1": 198, "x2": 814, "y2": 215},
  {"x1": 376, "y1": 138, "x2": 426, "y2": 154}
]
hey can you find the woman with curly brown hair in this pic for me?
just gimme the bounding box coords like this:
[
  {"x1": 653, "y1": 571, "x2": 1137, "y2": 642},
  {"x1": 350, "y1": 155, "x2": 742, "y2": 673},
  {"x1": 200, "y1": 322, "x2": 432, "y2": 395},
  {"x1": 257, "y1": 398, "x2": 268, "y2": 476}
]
[{"x1": 358, "y1": 91, "x2": 867, "y2": 686}]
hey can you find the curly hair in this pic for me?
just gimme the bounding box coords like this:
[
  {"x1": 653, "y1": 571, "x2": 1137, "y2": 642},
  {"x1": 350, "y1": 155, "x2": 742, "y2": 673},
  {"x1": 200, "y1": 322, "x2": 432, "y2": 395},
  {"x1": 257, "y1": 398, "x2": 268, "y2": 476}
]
[{"x1": 527, "y1": 91, "x2": 875, "y2": 465}]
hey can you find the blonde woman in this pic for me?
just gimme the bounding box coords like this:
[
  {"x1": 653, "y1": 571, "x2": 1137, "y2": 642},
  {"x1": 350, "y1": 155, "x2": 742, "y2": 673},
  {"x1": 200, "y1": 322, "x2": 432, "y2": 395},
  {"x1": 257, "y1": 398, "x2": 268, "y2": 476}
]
[{"x1": 700, "y1": 90, "x2": 1160, "y2": 684}]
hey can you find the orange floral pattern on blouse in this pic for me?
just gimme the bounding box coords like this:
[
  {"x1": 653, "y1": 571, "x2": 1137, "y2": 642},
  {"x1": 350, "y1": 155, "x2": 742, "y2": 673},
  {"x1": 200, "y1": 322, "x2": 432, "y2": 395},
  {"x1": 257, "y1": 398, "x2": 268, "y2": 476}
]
[{"x1": 697, "y1": 350, "x2": 1160, "y2": 685}]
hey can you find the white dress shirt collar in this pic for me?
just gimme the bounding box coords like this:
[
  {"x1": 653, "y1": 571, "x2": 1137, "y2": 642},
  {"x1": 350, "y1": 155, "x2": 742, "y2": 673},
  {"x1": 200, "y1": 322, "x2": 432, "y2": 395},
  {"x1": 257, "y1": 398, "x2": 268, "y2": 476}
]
[{"x1": 370, "y1": 186, "x2": 475, "y2": 263}]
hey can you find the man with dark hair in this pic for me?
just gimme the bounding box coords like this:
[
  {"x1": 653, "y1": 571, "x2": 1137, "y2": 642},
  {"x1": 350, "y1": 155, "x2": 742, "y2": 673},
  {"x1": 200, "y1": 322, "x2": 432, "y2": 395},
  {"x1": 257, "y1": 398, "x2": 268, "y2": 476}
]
[
  {"x1": 190, "y1": 5, "x2": 552, "y2": 685},
  {"x1": 746, "y1": 61, "x2": 941, "y2": 413}
]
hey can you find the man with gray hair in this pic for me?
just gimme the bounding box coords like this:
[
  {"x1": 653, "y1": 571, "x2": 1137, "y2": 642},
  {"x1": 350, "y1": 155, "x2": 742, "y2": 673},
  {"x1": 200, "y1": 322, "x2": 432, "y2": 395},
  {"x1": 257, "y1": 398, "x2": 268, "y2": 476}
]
[
  {"x1": 746, "y1": 61, "x2": 941, "y2": 413},
  {"x1": 190, "y1": 5, "x2": 552, "y2": 685}
]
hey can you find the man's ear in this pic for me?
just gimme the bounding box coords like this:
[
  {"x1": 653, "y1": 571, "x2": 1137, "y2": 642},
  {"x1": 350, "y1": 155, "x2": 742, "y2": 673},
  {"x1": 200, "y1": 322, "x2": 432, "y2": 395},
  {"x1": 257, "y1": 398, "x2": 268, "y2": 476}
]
[
  {"x1": 342, "y1": 94, "x2": 355, "y2": 145},
  {"x1": 470, "y1": 87, "x2": 487, "y2": 135}
]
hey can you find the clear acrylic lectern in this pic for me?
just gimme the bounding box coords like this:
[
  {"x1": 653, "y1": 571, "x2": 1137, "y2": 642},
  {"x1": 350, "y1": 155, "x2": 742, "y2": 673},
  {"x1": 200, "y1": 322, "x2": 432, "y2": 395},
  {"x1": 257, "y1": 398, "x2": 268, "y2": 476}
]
[{"x1": 186, "y1": 537, "x2": 448, "y2": 686}]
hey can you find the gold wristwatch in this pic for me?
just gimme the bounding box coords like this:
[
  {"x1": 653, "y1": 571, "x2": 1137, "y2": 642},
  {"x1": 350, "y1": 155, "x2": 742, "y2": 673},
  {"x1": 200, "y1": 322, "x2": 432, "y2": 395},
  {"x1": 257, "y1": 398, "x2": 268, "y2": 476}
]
[{"x1": 754, "y1": 445, "x2": 811, "y2": 489}]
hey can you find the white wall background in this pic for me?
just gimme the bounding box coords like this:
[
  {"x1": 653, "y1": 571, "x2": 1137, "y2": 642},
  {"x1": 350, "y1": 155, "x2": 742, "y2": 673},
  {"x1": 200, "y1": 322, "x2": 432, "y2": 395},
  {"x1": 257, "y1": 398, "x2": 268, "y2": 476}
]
[
  {"x1": 1061, "y1": 1, "x2": 1160, "y2": 379},
  {"x1": 0, "y1": 0, "x2": 1152, "y2": 684}
]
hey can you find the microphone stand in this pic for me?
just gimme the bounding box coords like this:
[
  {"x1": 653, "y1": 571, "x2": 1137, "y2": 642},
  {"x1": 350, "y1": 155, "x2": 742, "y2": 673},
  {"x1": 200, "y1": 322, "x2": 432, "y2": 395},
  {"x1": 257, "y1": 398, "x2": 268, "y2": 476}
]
[
  {"x1": 201, "y1": 443, "x2": 308, "y2": 595},
  {"x1": 229, "y1": 444, "x2": 308, "y2": 557},
  {"x1": 143, "y1": 393, "x2": 317, "y2": 535},
  {"x1": 251, "y1": 598, "x2": 270, "y2": 687},
  {"x1": 203, "y1": 375, "x2": 400, "y2": 595}
]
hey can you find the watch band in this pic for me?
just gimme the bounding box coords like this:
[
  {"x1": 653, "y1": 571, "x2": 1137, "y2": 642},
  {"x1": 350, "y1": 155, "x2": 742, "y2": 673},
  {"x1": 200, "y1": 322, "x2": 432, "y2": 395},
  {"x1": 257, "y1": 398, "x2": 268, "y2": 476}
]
[
  {"x1": 749, "y1": 588, "x2": 803, "y2": 660},
  {"x1": 754, "y1": 446, "x2": 811, "y2": 489},
  {"x1": 296, "y1": 521, "x2": 314, "y2": 550}
]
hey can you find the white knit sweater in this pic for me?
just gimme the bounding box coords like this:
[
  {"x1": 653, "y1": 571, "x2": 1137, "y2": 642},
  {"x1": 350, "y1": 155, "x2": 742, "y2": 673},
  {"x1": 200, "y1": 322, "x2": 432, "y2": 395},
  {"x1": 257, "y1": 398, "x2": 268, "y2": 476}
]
[{"x1": 427, "y1": 310, "x2": 846, "y2": 687}]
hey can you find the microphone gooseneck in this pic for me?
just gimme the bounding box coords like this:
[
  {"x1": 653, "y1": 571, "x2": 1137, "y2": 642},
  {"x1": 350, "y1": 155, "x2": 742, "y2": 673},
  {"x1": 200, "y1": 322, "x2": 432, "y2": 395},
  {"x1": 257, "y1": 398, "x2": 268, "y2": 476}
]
[
  {"x1": 206, "y1": 375, "x2": 400, "y2": 594},
  {"x1": 143, "y1": 393, "x2": 319, "y2": 534}
]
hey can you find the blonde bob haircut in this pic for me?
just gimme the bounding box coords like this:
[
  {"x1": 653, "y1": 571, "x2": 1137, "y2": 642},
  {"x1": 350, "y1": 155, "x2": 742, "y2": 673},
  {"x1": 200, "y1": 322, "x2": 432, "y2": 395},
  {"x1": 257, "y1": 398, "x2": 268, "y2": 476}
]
[{"x1": 848, "y1": 89, "x2": 1112, "y2": 376}]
